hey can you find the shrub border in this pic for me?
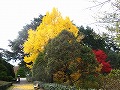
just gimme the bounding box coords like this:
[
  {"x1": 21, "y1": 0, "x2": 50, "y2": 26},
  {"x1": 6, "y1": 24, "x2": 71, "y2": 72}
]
[{"x1": 0, "y1": 81, "x2": 12, "y2": 90}]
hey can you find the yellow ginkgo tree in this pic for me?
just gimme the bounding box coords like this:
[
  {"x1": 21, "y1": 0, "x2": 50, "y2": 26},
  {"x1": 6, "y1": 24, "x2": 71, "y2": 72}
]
[{"x1": 23, "y1": 8, "x2": 79, "y2": 68}]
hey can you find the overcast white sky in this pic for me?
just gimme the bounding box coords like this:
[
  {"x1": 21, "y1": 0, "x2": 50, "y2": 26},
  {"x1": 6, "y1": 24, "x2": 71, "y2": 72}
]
[
  {"x1": 0, "y1": 0, "x2": 113, "y2": 66},
  {"x1": 0, "y1": 0, "x2": 110, "y2": 50}
]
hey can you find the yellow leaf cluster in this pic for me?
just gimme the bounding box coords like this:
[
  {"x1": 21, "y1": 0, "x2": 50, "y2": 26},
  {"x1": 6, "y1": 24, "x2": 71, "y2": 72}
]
[
  {"x1": 70, "y1": 72, "x2": 81, "y2": 81},
  {"x1": 53, "y1": 71, "x2": 66, "y2": 83},
  {"x1": 53, "y1": 58, "x2": 82, "y2": 84},
  {"x1": 76, "y1": 57, "x2": 82, "y2": 62},
  {"x1": 53, "y1": 70, "x2": 81, "y2": 84},
  {"x1": 23, "y1": 8, "x2": 79, "y2": 67},
  {"x1": 96, "y1": 63, "x2": 103, "y2": 72}
]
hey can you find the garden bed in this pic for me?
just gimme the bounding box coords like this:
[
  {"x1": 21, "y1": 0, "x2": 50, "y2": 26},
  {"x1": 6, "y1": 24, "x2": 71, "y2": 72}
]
[
  {"x1": 0, "y1": 81, "x2": 12, "y2": 90},
  {"x1": 33, "y1": 81, "x2": 77, "y2": 90}
]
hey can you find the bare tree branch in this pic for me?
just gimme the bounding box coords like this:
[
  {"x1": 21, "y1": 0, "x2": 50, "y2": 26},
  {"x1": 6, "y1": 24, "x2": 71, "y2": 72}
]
[{"x1": 85, "y1": 0, "x2": 111, "y2": 10}]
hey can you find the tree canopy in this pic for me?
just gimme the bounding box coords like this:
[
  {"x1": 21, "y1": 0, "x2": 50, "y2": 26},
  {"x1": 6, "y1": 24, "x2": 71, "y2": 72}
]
[
  {"x1": 33, "y1": 30, "x2": 100, "y2": 88},
  {"x1": 23, "y1": 8, "x2": 79, "y2": 68},
  {"x1": 0, "y1": 52, "x2": 15, "y2": 81},
  {"x1": 78, "y1": 26, "x2": 106, "y2": 50}
]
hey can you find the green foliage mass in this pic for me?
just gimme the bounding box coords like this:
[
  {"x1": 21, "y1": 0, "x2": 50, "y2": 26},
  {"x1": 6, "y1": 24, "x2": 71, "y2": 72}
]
[
  {"x1": 78, "y1": 26, "x2": 106, "y2": 50},
  {"x1": 0, "y1": 56, "x2": 15, "y2": 81},
  {"x1": 107, "y1": 51, "x2": 120, "y2": 69},
  {"x1": 33, "y1": 30, "x2": 100, "y2": 89},
  {"x1": 16, "y1": 67, "x2": 26, "y2": 78},
  {"x1": 32, "y1": 52, "x2": 47, "y2": 82},
  {"x1": 100, "y1": 69, "x2": 120, "y2": 89},
  {"x1": 78, "y1": 26, "x2": 120, "y2": 69},
  {"x1": 108, "y1": 69, "x2": 120, "y2": 79}
]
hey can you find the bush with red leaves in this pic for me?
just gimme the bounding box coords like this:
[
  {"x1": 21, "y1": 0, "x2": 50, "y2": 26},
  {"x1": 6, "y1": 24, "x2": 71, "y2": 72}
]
[{"x1": 93, "y1": 49, "x2": 112, "y2": 73}]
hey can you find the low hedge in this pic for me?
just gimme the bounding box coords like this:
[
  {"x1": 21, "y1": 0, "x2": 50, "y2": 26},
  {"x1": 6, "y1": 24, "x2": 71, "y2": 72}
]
[
  {"x1": 33, "y1": 81, "x2": 77, "y2": 90},
  {"x1": 0, "y1": 81, "x2": 12, "y2": 90}
]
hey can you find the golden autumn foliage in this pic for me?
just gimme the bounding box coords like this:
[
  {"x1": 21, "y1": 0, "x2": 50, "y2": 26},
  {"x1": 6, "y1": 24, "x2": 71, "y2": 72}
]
[
  {"x1": 70, "y1": 72, "x2": 81, "y2": 81},
  {"x1": 53, "y1": 58, "x2": 82, "y2": 84},
  {"x1": 23, "y1": 8, "x2": 79, "y2": 68},
  {"x1": 53, "y1": 70, "x2": 81, "y2": 84},
  {"x1": 96, "y1": 63, "x2": 103, "y2": 72},
  {"x1": 76, "y1": 57, "x2": 82, "y2": 62},
  {"x1": 52, "y1": 56, "x2": 100, "y2": 86},
  {"x1": 53, "y1": 71, "x2": 66, "y2": 83}
]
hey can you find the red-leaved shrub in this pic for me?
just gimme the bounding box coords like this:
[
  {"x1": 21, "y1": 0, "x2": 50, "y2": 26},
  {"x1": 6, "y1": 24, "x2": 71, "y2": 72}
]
[{"x1": 93, "y1": 49, "x2": 112, "y2": 73}]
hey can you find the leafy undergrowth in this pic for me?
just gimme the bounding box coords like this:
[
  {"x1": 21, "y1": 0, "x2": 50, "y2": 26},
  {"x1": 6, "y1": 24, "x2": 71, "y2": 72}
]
[
  {"x1": 0, "y1": 80, "x2": 12, "y2": 90},
  {"x1": 0, "y1": 80, "x2": 12, "y2": 85},
  {"x1": 0, "y1": 81, "x2": 8, "y2": 85}
]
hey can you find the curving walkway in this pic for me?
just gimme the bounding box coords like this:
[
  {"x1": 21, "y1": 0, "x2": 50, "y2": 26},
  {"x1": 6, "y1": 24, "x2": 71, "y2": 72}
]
[{"x1": 8, "y1": 78, "x2": 34, "y2": 90}]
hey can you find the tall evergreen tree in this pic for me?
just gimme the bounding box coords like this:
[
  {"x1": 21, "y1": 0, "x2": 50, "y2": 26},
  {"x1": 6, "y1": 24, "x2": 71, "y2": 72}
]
[{"x1": 78, "y1": 26, "x2": 106, "y2": 50}]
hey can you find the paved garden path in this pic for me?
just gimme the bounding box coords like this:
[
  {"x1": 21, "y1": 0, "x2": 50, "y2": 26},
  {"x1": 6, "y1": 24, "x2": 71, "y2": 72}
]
[{"x1": 8, "y1": 78, "x2": 34, "y2": 90}]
